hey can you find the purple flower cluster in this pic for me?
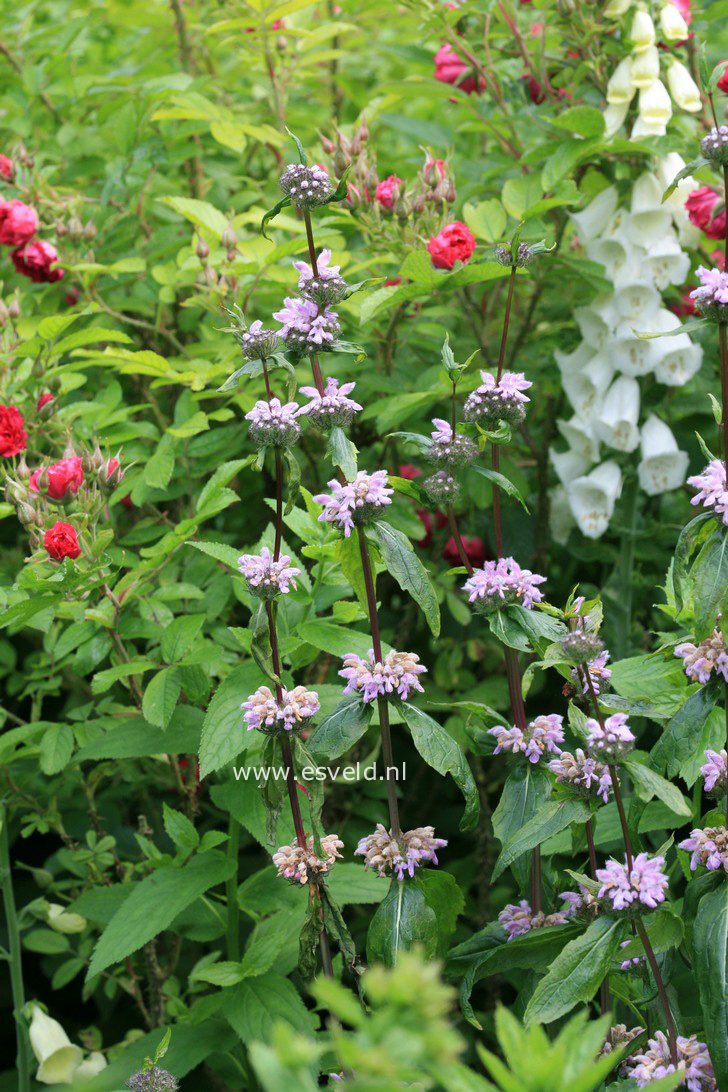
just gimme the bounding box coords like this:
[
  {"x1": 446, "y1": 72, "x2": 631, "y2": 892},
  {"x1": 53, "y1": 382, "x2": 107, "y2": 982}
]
[
  {"x1": 428, "y1": 418, "x2": 478, "y2": 469},
  {"x1": 355, "y1": 823, "x2": 447, "y2": 879},
  {"x1": 585, "y1": 712, "x2": 635, "y2": 761},
  {"x1": 314, "y1": 470, "x2": 393, "y2": 536},
  {"x1": 596, "y1": 853, "x2": 669, "y2": 911},
  {"x1": 689, "y1": 265, "x2": 728, "y2": 321},
  {"x1": 463, "y1": 556, "x2": 546, "y2": 614},
  {"x1": 297, "y1": 377, "x2": 362, "y2": 430},
  {"x1": 272, "y1": 834, "x2": 344, "y2": 885},
  {"x1": 679, "y1": 826, "x2": 728, "y2": 873},
  {"x1": 239, "y1": 319, "x2": 280, "y2": 361},
  {"x1": 498, "y1": 899, "x2": 569, "y2": 942},
  {"x1": 490, "y1": 714, "x2": 564, "y2": 763},
  {"x1": 687, "y1": 459, "x2": 728, "y2": 525},
  {"x1": 701, "y1": 748, "x2": 728, "y2": 795},
  {"x1": 548, "y1": 748, "x2": 612, "y2": 802},
  {"x1": 242, "y1": 684, "x2": 320, "y2": 733},
  {"x1": 560, "y1": 884, "x2": 600, "y2": 921},
  {"x1": 464, "y1": 370, "x2": 532, "y2": 427},
  {"x1": 245, "y1": 397, "x2": 301, "y2": 448},
  {"x1": 238, "y1": 546, "x2": 300, "y2": 598},
  {"x1": 624, "y1": 1031, "x2": 716, "y2": 1090},
  {"x1": 293, "y1": 249, "x2": 347, "y2": 305},
  {"x1": 571, "y1": 650, "x2": 612, "y2": 696},
  {"x1": 675, "y1": 627, "x2": 728, "y2": 684},
  {"x1": 279, "y1": 163, "x2": 333, "y2": 208},
  {"x1": 339, "y1": 649, "x2": 427, "y2": 703},
  {"x1": 273, "y1": 296, "x2": 340, "y2": 351}
]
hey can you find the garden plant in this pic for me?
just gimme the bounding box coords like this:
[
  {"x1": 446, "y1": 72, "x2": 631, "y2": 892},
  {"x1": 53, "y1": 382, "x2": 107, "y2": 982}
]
[{"x1": 2, "y1": 0, "x2": 728, "y2": 1089}]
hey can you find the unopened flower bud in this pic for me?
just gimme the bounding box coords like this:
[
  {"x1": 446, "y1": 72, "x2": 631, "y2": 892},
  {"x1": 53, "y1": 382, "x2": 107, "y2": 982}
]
[
  {"x1": 334, "y1": 148, "x2": 351, "y2": 175},
  {"x1": 16, "y1": 456, "x2": 30, "y2": 481},
  {"x1": 68, "y1": 216, "x2": 83, "y2": 240},
  {"x1": 8, "y1": 297, "x2": 20, "y2": 319},
  {"x1": 560, "y1": 631, "x2": 605, "y2": 665},
  {"x1": 422, "y1": 470, "x2": 461, "y2": 506},
  {"x1": 196, "y1": 238, "x2": 209, "y2": 260},
  {"x1": 221, "y1": 223, "x2": 237, "y2": 250},
  {"x1": 83, "y1": 221, "x2": 96, "y2": 240},
  {"x1": 32, "y1": 359, "x2": 44, "y2": 379},
  {"x1": 412, "y1": 194, "x2": 427, "y2": 214},
  {"x1": 54, "y1": 219, "x2": 67, "y2": 237},
  {"x1": 5, "y1": 480, "x2": 27, "y2": 504},
  {"x1": 0, "y1": 300, "x2": 8, "y2": 327},
  {"x1": 443, "y1": 182, "x2": 457, "y2": 203},
  {"x1": 318, "y1": 132, "x2": 336, "y2": 154},
  {"x1": 36, "y1": 468, "x2": 50, "y2": 494},
  {"x1": 356, "y1": 119, "x2": 369, "y2": 143},
  {"x1": 701, "y1": 126, "x2": 728, "y2": 167}
]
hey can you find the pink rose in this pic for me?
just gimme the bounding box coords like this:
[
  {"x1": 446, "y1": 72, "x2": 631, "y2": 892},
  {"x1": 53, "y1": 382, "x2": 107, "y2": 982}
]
[
  {"x1": 671, "y1": 0, "x2": 691, "y2": 24},
  {"x1": 30, "y1": 456, "x2": 84, "y2": 500},
  {"x1": 0, "y1": 155, "x2": 14, "y2": 181},
  {"x1": 433, "y1": 43, "x2": 485, "y2": 94},
  {"x1": 685, "y1": 187, "x2": 726, "y2": 240},
  {"x1": 427, "y1": 221, "x2": 476, "y2": 270},
  {"x1": 44, "y1": 521, "x2": 81, "y2": 561},
  {"x1": 37, "y1": 393, "x2": 54, "y2": 411},
  {"x1": 0, "y1": 199, "x2": 38, "y2": 246},
  {"x1": 11, "y1": 240, "x2": 64, "y2": 283},
  {"x1": 0, "y1": 405, "x2": 27, "y2": 457},
  {"x1": 374, "y1": 175, "x2": 402, "y2": 210}
]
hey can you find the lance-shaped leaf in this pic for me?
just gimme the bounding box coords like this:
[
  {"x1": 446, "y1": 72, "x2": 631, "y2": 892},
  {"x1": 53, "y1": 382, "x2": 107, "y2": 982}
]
[
  {"x1": 366, "y1": 877, "x2": 438, "y2": 968},
  {"x1": 261, "y1": 194, "x2": 292, "y2": 240},
  {"x1": 251, "y1": 601, "x2": 278, "y2": 686},
  {"x1": 492, "y1": 764, "x2": 552, "y2": 890},
  {"x1": 285, "y1": 127, "x2": 307, "y2": 164},
  {"x1": 492, "y1": 798, "x2": 590, "y2": 881},
  {"x1": 693, "y1": 884, "x2": 728, "y2": 1087},
  {"x1": 471, "y1": 464, "x2": 529, "y2": 511},
  {"x1": 623, "y1": 759, "x2": 692, "y2": 817},
  {"x1": 308, "y1": 695, "x2": 373, "y2": 762},
  {"x1": 327, "y1": 425, "x2": 358, "y2": 482},
  {"x1": 283, "y1": 448, "x2": 300, "y2": 515},
  {"x1": 397, "y1": 701, "x2": 479, "y2": 831},
  {"x1": 369, "y1": 521, "x2": 440, "y2": 637},
  {"x1": 524, "y1": 915, "x2": 628, "y2": 1025}
]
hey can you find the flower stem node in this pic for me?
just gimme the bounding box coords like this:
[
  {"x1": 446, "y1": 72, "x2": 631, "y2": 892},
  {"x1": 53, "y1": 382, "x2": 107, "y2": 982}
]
[
  {"x1": 355, "y1": 824, "x2": 447, "y2": 878},
  {"x1": 498, "y1": 899, "x2": 569, "y2": 941},
  {"x1": 126, "y1": 1066, "x2": 179, "y2": 1092},
  {"x1": 596, "y1": 853, "x2": 669, "y2": 912},
  {"x1": 298, "y1": 378, "x2": 362, "y2": 430},
  {"x1": 239, "y1": 320, "x2": 281, "y2": 361},
  {"x1": 689, "y1": 266, "x2": 728, "y2": 322},
  {"x1": 340, "y1": 649, "x2": 427, "y2": 703},
  {"x1": 624, "y1": 1032, "x2": 716, "y2": 1089},
  {"x1": 675, "y1": 628, "x2": 728, "y2": 682},
  {"x1": 585, "y1": 712, "x2": 635, "y2": 761},
  {"x1": 679, "y1": 826, "x2": 728, "y2": 872},
  {"x1": 463, "y1": 557, "x2": 546, "y2": 613},
  {"x1": 245, "y1": 398, "x2": 301, "y2": 448},
  {"x1": 279, "y1": 163, "x2": 333, "y2": 208},
  {"x1": 422, "y1": 470, "x2": 460, "y2": 506},
  {"x1": 428, "y1": 419, "x2": 478, "y2": 469},
  {"x1": 273, "y1": 834, "x2": 344, "y2": 885},
  {"x1": 490, "y1": 714, "x2": 565, "y2": 764},
  {"x1": 495, "y1": 242, "x2": 534, "y2": 268},
  {"x1": 242, "y1": 684, "x2": 320, "y2": 734},
  {"x1": 700, "y1": 126, "x2": 728, "y2": 167},
  {"x1": 273, "y1": 297, "x2": 341, "y2": 351},
  {"x1": 700, "y1": 749, "x2": 728, "y2": 797}
]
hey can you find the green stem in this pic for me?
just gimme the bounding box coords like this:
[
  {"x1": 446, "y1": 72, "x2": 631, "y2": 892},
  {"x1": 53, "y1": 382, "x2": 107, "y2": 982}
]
[
  {"x1": 226, "y1": 816, "x2": 241, "y2": 962},
  {"x1": 0, "y1": 805, "x2": 30, "y2": 1092}
]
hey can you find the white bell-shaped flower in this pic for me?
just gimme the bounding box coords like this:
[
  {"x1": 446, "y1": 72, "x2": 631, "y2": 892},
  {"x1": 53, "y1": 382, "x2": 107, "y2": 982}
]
[
  {"x1": 637, "y1": 414, "x2": 689, "y2": 494},
  {"x1": 74, "y1": 1052, "x2": 108, "y2": 1080},
  {"x1": 550, "y1": 448, "x2": 592, "y2": 485},
  {"x1": 666, "y1": 59, "x2": 701, "y2": 112},
  {"x1": 631, "y1": 113, "x2": 667, "y2": 140},
  {"x1": 656, "y1": 153, "x2": 697, "y2": 214},
  {"x1": 562, "y1": 355, "x2": 614, "y2": 419},
  {"x1": 571, "y1": 186, "x2": 619, "y2": 239},
  {"x1": 643, "y1": 238, "x2": 690, "y2": 290},
  {"x1": 631, "y1": 171, "x2": 663, "y2": 213},
  {"x1": 586, "y1": 238, "x2": 641, "y2": 287},
  {"x1": 630, "y1": 46, "x2": 660, "y2": 89},
  {"x1": 612, "y1": 324, "x2": 661, "y2": 378},
  {"x1": 47, "y1": 903, "x2": 87, "y2": 935},
  {"x1": 604, "y1": 101, "x2": 630, "y2": 138},
  {"x1": 659, "y1": 2, "x2": 689, "y2": 40},
  {"x1": 638, "y1": 79, "x2": 673, "y2": 126},
  {"x1": 654, "y1": 339, "x2": 703, "y2": 386},
  {"x1": 614, "y1": 281, "x2": 662, "y2": 322},
  {"x1": 594, "y1": 376, "x2": 641, "y2": 452},
  {"x1": 630, "y1": 9, "x2": 656, "y2": 50},
  {"x1": 607, "y1": 57, "x2": 636, "y2": 105},
  {"x1": 550, "y1": 485, "x2": 577, "y2": 545},
  {"x1": 29, "y1": 1006, "x2": 84, "y2": 1086},
  {"x1": 554, "y1": 341, "x2": 594, "y2": 376},
  {"x1": 573, "y1": 305, "x2": 613, "y2": 349},
  {"x1": 557, "y1": 416, "x2": 601, "y2": 462},
  {"x1": 605, "y1": 0, "x2": 632, "y2": 15},
  {"x1": 674, "y1": 207, "x2": 703, "y2": 249},
  {"x1": 568, "y1": 461, "x2": 623, "y2": 538}
]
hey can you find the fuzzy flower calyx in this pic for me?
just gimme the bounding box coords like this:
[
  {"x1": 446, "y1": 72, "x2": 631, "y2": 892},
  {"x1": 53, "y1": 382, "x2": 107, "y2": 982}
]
[
  {"x1": 422, "y1": 469, "x2": 461, "y2": 506},
  {"x1": 679, "y1": 826, "x2": 728, "y2": 873},
  {"x1": 242, "y1": 684, "x2": 320, "y2": 733},
  {"x1": 596, "y1": 853, "x2": 669, "y2": 911},
  {"x1": 126, "y1": 1067, "x2": 179, "y2": 1092},
  {"x1": 571, "y1": 650, "x2": 612, "y2": 696},
  {"x1": 314, "y1": 470, "x2": 392, "y2": 536},
  {"x1": 245, "y1": 397, "x2": 301, "y2": 448},
  {"x1": 548, "y1": 749, "x2": 612, "y2": 803},
  {"x1": 272, "y1": 834, "x2": 344, "y2": 885},
  {"x1": 340, "y1": 648, "x2": 426, "y2": 703},
  {"x1": 237, "y1": 546, "x2": 300, "y2": 598},
  {"x1": 559, "y1": 631, "x2": 605, "y2": 665},
  {"x1": 490, "y1": 714, "x2": 564, "y2": 764},
  {"x1": 428, "y1": 418, "x2": 478, "y2": 469},
  {"x1": 585, "y1": 712, "x2": 635, "y2": 761},
  {"x1": 701, "y1": 125, "x2": 728, "y2": 166},
  {"x1": 689, "y1": 267, "x2": 728, "y2": 322},
  {"x1": 238, "y1": 319, "x2": 280, "y2": 361},
  {"x1": 298, "y1": 377, "x2": 362, "y2": 430},
  {"x1": 464, "y1": 370, "x2": 532, "y2": 428},
  {"x1": 355, "y1": 824, "x2": 447, "y2": 879},
  {"x1": 279, "y1": 163, "x2": 333, "y2": 208},
  {"x1": 463, "y1": 556, "x2": 546, "y2": 614},
  {"x1": 273, "y1": 297, "x2": 340, "y2": 351},
  {"x1": 293, "y1": 248, "x2": 347, "y2": 306}
]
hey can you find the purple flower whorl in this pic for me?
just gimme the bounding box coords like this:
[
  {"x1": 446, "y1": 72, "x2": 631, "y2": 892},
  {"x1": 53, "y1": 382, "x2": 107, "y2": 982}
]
[
  {"x1": 314, "y1": 470, "x2": 393, "y2": 536},
  {"x1": 463, "y1": 557, "x2": 546, "y2": 614}
]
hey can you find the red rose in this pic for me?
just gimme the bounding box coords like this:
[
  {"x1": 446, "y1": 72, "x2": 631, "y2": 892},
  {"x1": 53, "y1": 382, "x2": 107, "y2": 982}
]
[
  {"x1": 11, "y1": 240, "x2": 64, "y2": 283},
  {"x1": 443, "y1": 534, "x2": 487, "y2": 568},
  {"x1": 0, "y1": 199, "x2": 38, "y2": 246},
  {"x1": 0, "y1": 405, "x2": 27, "y2": 457},
  {"x1": 433, "y1": 44, "x2": 485, "y2": 95},
  {"x1": 44, "y1": 521, "x2": 81, "y2": 561},
  {"x1": 37, "y1": 393, "x2": 54, "y2": 411},
  {"x1": 0, "y1": 155, "x2": 14, "y2": 181},
  {"x1": 30, "y1": 456, "x2": 84, "y2": 500},
  {"x1": 685, "y1": 187, "x2": 726, "y2": 240},
  {"x1": 427, "y1": 221, "x2": 476, "y2": 270},
  {"x1": 398, "y1": 464, "x2": 422, "y2": 480},
  {"x1": 718, "y1": 61, "x2": 728, "y2": 94},
  {"x1": 374, "y1": 175, "x2": 402, "y2": 210}
]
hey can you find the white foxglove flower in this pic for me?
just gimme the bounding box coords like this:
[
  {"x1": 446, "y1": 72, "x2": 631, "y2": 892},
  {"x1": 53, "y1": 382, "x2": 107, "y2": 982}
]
[
  {"x1": 612, "y1": 326, "x2": 661, "y2": 378},
  {"x1": 644, "y1": 239, "x2": 690, "y2": 289},
  {"x1": 631, "y1": 113, "x2": 668, "y2": 140},
  {"x1": 637, "y1": 415, "x2": 689, "y2": 494},
  {"x1": 47, "y1": 903, "x2": 87, "y2": 934},
  {"x1": 659, "y1": 2, "x2": 689, "y2": 41},
  {"x1": 614, "y1": 282, "x2": 662, "y2": 322},
  {"x1": 568, "y1": 461, "x2": 623, "y2": 538},
  {"x1": 607, "y1": 58, "x2": 636, "y2": 105},
  {"x1": 666, "y1": 59, "x2": 701, "y2": 112},
  {"x1": 638, "y1": 80, "x2": 672, "y2": 127},
  {"x1": 656, "y1": 153, "x2": 696, "y2": 214},
  {"x1": 631, "y1": 172, "x2": 663, "y2": 213},
  {"x1": 74, "y1": 1053, "x2": 108, "y2": 1079},
  {"x1": 630, "y1": 9, "x2": 656, "y2": 50},
  {"x1": 550, "y1": 448, "x2": 592, "y2": 485},
  {"x1": 674, "y1": 207, "x2": 703, "y2": 249},
  {"x1": 605, "y1": 0, "x2": 632, "y2": 14},
  {"x1": 557, "y1": 416, "x2": 601, "y2": 462},
  {"x1": 630, "y1": 46, "x2": 660, "y2": 89},
  {"x1": 562, "y1": 355, "x2": 614, "y2": 419},
  {"x1": 550, "y1": 485, "x2": 576, "y2": 545},
  {"x1": 587, "y1": 238, "x2": 640, "y2": 286},
  {"x1": 594, "y1": 376, "x2": 641, "y2": 452},
  {"x1": 29, "y1": 1006, "x2": 83, "y2": 1085},
  {"x1": 628, "y1": 174, "x2": 673, "y2": 243},
  {"x1": 655, "y1": 340, "x2": 703, "y2": 386},
  {"x1": 604, "y1": 101, "x2": 630, "y2": 139},
  {"x1": 571, "y1": 186, "x2": 619, "y2": 239},
  {"x1": 574, "y1": 302, "x2": 617, "y2": 346},
  {"x1": 554, "y1": 341, "x2": 595, "y2": 376}
]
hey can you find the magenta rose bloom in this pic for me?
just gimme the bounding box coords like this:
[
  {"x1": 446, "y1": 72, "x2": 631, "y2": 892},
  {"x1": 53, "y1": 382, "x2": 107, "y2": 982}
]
[
  {"x1": 374, "y1": 174, "x2": 402, "y2": 210},
  {"x1": 0, "y1": 199, "x2": 38, "y2": 245},
  {"x1": 0, "y1": 405, "x2": 27, "y2": 457},
  {"x1": 433, "y1": 43, "x2": 484, "y2": 94},
  {"x1": 11, "y1": 240, "x2": 64, "y2": 283},
  {"x1": 44, "y1": 521, "x2": 81, "y2": 561},
  {"x1": 427, "y1": 221, "x2": 476, "y2": 270}
]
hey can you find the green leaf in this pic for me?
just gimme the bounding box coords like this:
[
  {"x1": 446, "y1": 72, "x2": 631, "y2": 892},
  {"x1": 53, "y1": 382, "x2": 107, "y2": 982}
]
[
  {"x1": 158, "y1": 195, "x2": 228, "y2": 237},
  {"x1": 492, "y1": 799, "x2": 590, "y2": 881},
  {"x1": 618, "y1": 902, "x2": 684, "y2": 960},
  {"x1": 463, "y1": 199, "x2": 507, "y2": 243},
  {"x1": 693, "y1": 884, "x2": 728, "y2": 1087},
  {"x1": 186, "y1": 539, "x2": 241, "y2": 570},
  {"x1": 327, "y1": 425, "x2": 358, "y2": 482},
  {"x1": 296, "y1": 619, "x2": 385, "y2": 660},
  {"x1": 471, "y1": 464, "x2": 529, "y2": 511},
  {"x1": 636, "y1": 317, "x2": 710, "y2": 340},
  {"x1": 285, "y1": 127, "x2": 307, "y2": 164},
  {"x1": 673, "y1": 512, "x2": 714, "y2": 614},
  {"x1": 623, "y1": 759, "x2": 692, "y2": 817},
  {"x1": 142, "y1": 667, "x2": 181, "y2": 730},
  {"x1": 651, "y1": 684, "x2": 720, "y2": 780},
  {"x1": 397, "y1": 701, "x2": 479, "y2": 832},
  {"x1": 283, "y1": 448, "x2": 300, "y2": 515},
  {"x1": 90, "y1": 660, "x2": 155, "y2": 695},
  {"x1": 492, "y1": 765, "x2": 552, "y2": 889},
  {"x1": 524, "y1": 916, "x2": 627, "y2": 1025},
  {"x1": 261, "y1": 194, "x2": 292, "y2": 239},
  {"x1": 199, "y1": 664, "x2": 261, "y2": 778},
  {"x1": 369, "y1": 521, "x2": 440, "y2": 637},
  {"x1": 145, "y1": 434, "x2": 176, "y2": 490},
  {"x1": 87, "y1": 852, "x2": 235, "y2": 979},
  {"x1": 691, "y1": 530, "x2": 728, "y2": 640},
  {"x1": 162, "y1": 803, "x2": 199, "y2": 852},
  {"x1": 307, "y1": 695, "x2": 373, "y2": 762},
  {"x1": 366, "y1": 878, "x2": 438, "y2": 967},
  {"x1": 415, "y1": 870, "x2": 464, "y2": 957},
  {"x1": 225, "y1": 974, "x2": 315, "y2": 1042},
  {"x1": 161, "y1": 614, "x2": 206, "y2": 663},
  {"x1": 251, "y1": 600, "x2": 278, "y2": 686},
  {"x1": 548, "y1": 106, "x2": 605, "y2": 138},
  {"x1": 39, "y1": 724, "x2": 74, "y2": 775}
]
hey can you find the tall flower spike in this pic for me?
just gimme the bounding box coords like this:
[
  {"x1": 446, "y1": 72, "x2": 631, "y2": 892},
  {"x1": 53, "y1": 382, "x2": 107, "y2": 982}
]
[
  {"x1": 339, "y1": 649, "x2": 426, "y2": 703},
  {"x1": 355, "y1": 824, "x2": 447, "y2": 879},
  {"x1": 490, "y1": 714, "x2": 564, "y2": 763},
  {"x1": 314, "y1": 470, "x2": 393, "y2": 536},
  {"x1": 297, "y1": 377, "x2": 362, "y2": 430}
]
